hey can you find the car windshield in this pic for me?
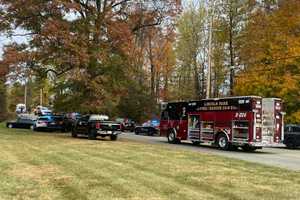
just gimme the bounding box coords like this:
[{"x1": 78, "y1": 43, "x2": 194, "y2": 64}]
[
  {"x1": 38, "y1": 117, "x2": 51, "y2": 121},
  {"x1": 17, "y1": 117, "x2": 33, "y2": 122},
  {"x1": 292, "y1": 126, "x2": 300, "y2": 132},
  {"x1": 18, "y1": 114, "x2": 37, "y2": 121},
  {"x1": 53, "y1": 116, "x2": 63, "y2": 120},
  {"x1": 115, "y1": 118, "x2": 124, "y2": 123}
]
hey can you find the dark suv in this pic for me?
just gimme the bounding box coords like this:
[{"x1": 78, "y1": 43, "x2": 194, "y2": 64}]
[{"x1": 284, "y1": 124, "x2": 300, "y2": 149}]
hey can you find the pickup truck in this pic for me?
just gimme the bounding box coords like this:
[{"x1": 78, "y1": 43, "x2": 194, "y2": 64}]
[
  {"x1": 71, "y1": 114, "x2": 122, "y2": 140},
  {"x1": 284, "y1": 124, "x2": 300, "y2": 149}
]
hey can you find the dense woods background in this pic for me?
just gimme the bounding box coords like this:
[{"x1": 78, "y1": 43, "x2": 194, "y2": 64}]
[{"x1": 0, "y1": 0, "x2": 299, "y2": 123}]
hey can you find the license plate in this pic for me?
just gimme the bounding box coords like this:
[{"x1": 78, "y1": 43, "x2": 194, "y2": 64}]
[{"x1": 107, "y1": 131, "x2": 112, "y2": 134}]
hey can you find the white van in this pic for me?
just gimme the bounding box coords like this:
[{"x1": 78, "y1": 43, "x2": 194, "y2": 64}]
[{"x1": 16, "y1": 104, "x2": 26, "y2": 114}]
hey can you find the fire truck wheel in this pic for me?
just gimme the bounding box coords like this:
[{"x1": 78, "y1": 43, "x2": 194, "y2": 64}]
[
  {"x1": 167, "y1": 131, "x2": 179, "y2": 144},
  {"x1": 217, "y1": 134, "x2": 229, "y2": 150}
]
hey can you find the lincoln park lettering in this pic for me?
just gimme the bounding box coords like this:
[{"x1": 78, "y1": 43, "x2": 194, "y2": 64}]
[{"x1": 197, "y1": 101, "x2": 238, "y2": 111}]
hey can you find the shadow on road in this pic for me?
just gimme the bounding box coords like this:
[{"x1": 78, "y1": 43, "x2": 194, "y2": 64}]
[
  {"x1": 276, "y1": 146, "x2": 300, "y2": 150},
  {"x1": 153, "y1": 139, "x2": 276, "y2": 154}
]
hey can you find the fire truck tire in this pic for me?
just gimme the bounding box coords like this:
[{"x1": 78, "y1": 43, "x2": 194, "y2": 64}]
[
  {"x1": 167, "y1": 131, "x2": 180, "y2": 144},
  {"x1": 217, "y1": 134, "x2": 229, "y2": 150}
]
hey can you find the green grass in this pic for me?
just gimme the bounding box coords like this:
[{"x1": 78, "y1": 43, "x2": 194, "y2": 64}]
[{"x1": 0, "y1": 123, "x2": 299, "y2": 200}]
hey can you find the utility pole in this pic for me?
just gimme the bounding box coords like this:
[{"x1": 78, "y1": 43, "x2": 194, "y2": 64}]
[
  {"x1": 229, "y1": 2, "x2": 235, "y2": 96},
  {"x1": 206, "y1": 1, "x2": 214, "y2": 99},
  {"x1": 40, "y1": 88, "x2": 43, "y2": 106},
  {"x1": 24, "y1": 83, "x2": 27, "y2": 110}
]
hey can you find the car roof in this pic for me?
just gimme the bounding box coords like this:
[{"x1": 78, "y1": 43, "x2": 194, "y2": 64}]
[
  {"x1": 18, "y1": 114, "x2": 37, "y2": 120},
  {"x1": 89, "y1": 114, "x2": 109, "y2": 121}
]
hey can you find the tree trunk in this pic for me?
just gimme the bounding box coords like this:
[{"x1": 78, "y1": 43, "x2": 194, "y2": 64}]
[
  {"x1": 148, "y1": 35, "x2": 155, "y2": 97},
  {"x1": 155, "y1": 71, "x2": 160, "y2": 101},
  {"x1": 193, "y1": 56, "x2": 200, "y2": 100},
  {"x1": 0, "y1": 78, "x2": 7, "y2": 121},
  {"x1": 164, "y1": 72, "x2": 169, "y2": 101},
  {"x1": 229, "y1": 8, "x2": 235, "y2": 96},
  {"x1": 213, "y1": 66, "x2": 218, "y2": 98}
]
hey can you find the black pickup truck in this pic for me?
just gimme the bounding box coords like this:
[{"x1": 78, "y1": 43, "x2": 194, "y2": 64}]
[
  {"x1": 71, "y1": 115, "x2": 122, "y2": 140},
  {"x1": 284, "y1": 124, "x2": 300, "y2": 149}
]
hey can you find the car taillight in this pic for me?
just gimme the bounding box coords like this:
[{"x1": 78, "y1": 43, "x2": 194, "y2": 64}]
[{"x1": 96, "y1": 122, "x2": 101, "y2": 129}]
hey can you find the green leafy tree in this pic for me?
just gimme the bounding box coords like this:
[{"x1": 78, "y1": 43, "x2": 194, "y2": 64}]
[
  {"x1": 235, "y1": 0, "x2": 300, "y2": 123},
  {"x1": 175, "y1": 2, "x2": 206, "y2": 100},
  {"x1": 0, "y1": 0, "x2": 181, "y2": 113},
  {"x1": 117, "y1": 83, "x2": 157, "y2": 123},
  {"x1": 7, "y1": 83, "x2": 24, "y2": 113}
]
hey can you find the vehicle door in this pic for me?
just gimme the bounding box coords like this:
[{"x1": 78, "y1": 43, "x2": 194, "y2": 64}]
[
  {"x1": 23, "y1": 119, "x2": 33, "y2": 128},
  {"x1": 76, "y1": 116, "x2": 89, "y2": 134},
  {"x1": 292, "y1": 126, "x2": 300, "y2": 146},
  {"x1": 187, "y1": 114, "x2": 201, "y2": 141},
  {"x1": 177, "y1": 106, "x2": 188, "y2": 140},
  {"x1": 54, "y1": 116, "x2": 64, "y2": 128},
  {"x1": 15, "y1": 118, "x2": 24, "y2": 128}
]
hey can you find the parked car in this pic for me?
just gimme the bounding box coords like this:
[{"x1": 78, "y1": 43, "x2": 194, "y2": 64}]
[
  {"x1": 134, "y1": 126, "x2": 158, "y2": 136},
  {"x1": 48, "y1": 115, "x2": 66, "y2": 132},
  {"x1": 6, "y1": 114, "x2": 36, "y2": 130},
  {"x1": 62, "y1": 113, "x2": 81, "y2": 132},
  {"x1": 34, "y1": 115, "x2": 64, "y2": 132},
  {"x1": 34, "y1": 106, "x2": 52, "y2": 116},
  {"x1": 135, "y1": 118, "x2": 160, "y2": 136},
  {"x1": 284, "y1": 124, "x2": 300, "y2": 149},
  {"x1": 72, "y1": 114, "x2": 122, "y2": 140},
  {"x1": 115, "y1": 118, "x2": 135, "y2": 132},
  {"x1": 149, "y1": 119, "x2": 160, "y2": 129}
]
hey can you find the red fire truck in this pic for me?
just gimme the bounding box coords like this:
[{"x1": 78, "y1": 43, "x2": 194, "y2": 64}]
[{"x1": 160, "y1": 96, "x2": 284, "y2": 151}]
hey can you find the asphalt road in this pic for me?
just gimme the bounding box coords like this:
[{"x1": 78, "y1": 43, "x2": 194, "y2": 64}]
[{"x1": 120, "y1": 132, "x2": 300, "y2": 171}]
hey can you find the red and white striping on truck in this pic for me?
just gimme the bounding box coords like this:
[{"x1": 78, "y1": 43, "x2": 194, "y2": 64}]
[{"x1": 160, "y1": 96, "x2": 284, "y2": 151}]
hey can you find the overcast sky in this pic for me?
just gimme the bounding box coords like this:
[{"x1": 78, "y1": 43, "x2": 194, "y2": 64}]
[{"x1": 0, "y1": 0, "x2": 194, "y2": 58}]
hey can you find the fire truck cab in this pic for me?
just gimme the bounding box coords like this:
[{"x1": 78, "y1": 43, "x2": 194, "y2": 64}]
[{"x1": 160, "y1": 96, "x2": 284, "y2": 151}]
